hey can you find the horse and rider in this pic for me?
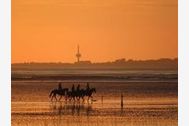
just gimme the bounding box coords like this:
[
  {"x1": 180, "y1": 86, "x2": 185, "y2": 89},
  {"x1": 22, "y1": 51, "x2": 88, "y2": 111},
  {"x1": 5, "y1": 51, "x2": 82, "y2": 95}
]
[
  {"x1": 49, "y1": 82, "x2": 96, "y2": 101},
  {"x1": 49, "y1": 82, "x2": 68, "y2": 101}
]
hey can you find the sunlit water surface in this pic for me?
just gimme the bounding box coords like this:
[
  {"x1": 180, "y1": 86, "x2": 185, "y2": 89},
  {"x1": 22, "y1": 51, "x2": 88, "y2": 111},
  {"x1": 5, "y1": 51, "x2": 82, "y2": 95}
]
[{"x1": 12, "y1": 81, "x2": 177, "y2": 126}]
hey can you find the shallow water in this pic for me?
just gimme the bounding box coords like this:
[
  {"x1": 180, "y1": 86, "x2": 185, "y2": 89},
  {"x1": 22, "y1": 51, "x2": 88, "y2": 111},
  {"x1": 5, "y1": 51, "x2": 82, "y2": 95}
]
[
  {"x1": 12, "y1": 69, "x2": 178, "y2": 82},
  {"x1": 12, "y1": 81, "x2": 178, "y2": 126}
]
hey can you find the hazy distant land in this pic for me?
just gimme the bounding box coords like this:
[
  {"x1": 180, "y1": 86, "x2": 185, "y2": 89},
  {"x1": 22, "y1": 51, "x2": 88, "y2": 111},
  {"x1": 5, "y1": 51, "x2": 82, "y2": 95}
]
[
  {"x1": 11, "y1": 58, "x2": 177, "y2": 82},
  {"x1": 12, "y1": 58, "x2": 177, "y2": 70}
]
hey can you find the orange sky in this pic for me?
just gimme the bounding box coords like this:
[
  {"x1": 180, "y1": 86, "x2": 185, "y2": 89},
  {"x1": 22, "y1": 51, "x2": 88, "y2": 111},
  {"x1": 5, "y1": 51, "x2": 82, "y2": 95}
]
[{"x1": 12, "y1": 0, "x2": 177, "y2": 63}]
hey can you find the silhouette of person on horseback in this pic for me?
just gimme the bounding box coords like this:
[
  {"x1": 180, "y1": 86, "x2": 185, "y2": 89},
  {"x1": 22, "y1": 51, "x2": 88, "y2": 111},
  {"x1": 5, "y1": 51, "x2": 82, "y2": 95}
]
[
  {"x1": 77, "y1": 84, "x2": 80, "y2": 91},
  {"x1": 71, "y1": 84, "x2": 75, "y2": 92},
  {"x1": 58, "y1": 82, "x2": 63, "y2": 90},
  {"x1": 86, "y1": 83, "x2": 90, "y2": 92}
]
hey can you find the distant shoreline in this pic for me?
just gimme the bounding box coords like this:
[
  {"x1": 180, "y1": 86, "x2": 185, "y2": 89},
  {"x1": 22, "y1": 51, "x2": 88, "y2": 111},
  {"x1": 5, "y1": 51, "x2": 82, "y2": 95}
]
[
  {"x1": 11, "y1": 70, "x2": 178, "y2": 82},
  {"x1": 12, "y1": 58, "x2": 178, "y2": 71}
]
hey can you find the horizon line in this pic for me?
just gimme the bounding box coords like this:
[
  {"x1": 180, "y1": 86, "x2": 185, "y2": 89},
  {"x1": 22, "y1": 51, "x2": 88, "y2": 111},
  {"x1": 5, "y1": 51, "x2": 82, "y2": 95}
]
[{"x1": 11, "y1": 57, "x2": 178, "y2": 64}]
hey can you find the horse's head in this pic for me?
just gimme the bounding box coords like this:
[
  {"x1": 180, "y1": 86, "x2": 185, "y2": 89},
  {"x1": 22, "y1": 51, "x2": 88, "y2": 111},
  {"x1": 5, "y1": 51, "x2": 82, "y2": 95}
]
[{"x1": 91, "y1": 88, "x2": 96, "y2": 93}]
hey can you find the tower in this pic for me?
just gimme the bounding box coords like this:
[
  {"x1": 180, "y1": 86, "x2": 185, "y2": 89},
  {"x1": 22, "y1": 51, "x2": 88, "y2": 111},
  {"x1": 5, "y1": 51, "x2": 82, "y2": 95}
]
[{"x1": 76, "y1": 45, "x2": 81, "y2": 62}]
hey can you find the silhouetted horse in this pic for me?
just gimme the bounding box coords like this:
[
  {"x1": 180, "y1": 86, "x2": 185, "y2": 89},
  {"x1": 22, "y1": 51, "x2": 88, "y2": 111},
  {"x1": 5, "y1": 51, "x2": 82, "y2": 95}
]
[
  {"x1": 49, "y1": 88, "x2": 68, "y2": 101},
  {"x1": 67, "y1": 88, "x2": 96, "y2": 101},
  {"x1": 67, "y1": 90, "x2": 76, "y2": 101},
  {"x1": 85, "y1": 88, "x2": 96, "y2": 101}
]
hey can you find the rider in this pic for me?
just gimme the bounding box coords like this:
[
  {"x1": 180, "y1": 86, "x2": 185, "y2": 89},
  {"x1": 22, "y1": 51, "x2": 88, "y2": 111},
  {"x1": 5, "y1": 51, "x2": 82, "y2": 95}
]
[
  {"x1": 71, "y1": 84, "x2": 75, "y2": 92},
  {"x1": 58, "y1": 82, "x2": 63, "y2": 90},
  {"x1": 77, "y1": 84, "x2": 80, "y2": 91},
  {"x1": 86, "y1": 83, "x2": 90, "y2": 91}
]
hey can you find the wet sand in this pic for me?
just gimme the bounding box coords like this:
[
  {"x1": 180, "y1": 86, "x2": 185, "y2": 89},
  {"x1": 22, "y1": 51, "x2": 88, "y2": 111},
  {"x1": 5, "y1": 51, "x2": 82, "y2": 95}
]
[{"x1": 12, "y1": 81, "x2": 177, "y2": 126}]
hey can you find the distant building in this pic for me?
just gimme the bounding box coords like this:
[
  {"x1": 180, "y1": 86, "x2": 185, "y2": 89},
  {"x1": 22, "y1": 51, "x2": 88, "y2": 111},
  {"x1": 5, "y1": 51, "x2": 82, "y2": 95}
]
[
  {"x1": 75, "y1": 60, "x2": 92, "y2": 65},
  {"x1": 74, "y1": 45, "x2": 92, "y2": 65},
  {"x1": 114, "y1": 58, "x2": 126, "y2": 64},
  {"x1": 76, "y1": 45, "x2": 81, "y2": 62}
]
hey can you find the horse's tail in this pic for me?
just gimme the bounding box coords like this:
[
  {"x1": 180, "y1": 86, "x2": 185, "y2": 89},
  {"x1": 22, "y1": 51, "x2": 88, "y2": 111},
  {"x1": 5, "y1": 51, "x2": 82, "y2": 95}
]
[{"x1": 49, "y1": 90, "x2": 54, "y2": 98}]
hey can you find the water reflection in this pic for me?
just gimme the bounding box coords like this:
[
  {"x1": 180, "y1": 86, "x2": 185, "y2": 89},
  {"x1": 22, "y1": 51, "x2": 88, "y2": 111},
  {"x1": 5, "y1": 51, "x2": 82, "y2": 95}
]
[{"x1": 49, "y1": 101, "x2": 93, "y2": 116}]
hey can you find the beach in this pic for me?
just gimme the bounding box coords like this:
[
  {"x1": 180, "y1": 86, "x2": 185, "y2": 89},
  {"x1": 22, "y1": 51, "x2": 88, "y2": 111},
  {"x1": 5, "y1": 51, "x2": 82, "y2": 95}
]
[{"x1": 12, "y1": 71, "x2": 178, "y2": 126}]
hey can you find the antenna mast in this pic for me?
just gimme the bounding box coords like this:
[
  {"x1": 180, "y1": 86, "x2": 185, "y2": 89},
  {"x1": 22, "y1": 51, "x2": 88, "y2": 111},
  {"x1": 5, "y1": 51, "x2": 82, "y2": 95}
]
[{"x1": 76, "y1": 45, "x2": 81, "y2": 62}]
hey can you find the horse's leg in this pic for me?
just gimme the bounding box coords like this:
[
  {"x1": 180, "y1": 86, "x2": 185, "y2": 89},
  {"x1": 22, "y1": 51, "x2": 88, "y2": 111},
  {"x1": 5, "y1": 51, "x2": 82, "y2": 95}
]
[
  {"x1": 69, "y1": 96, "x2": 71, "y2": 101},
  {"x1": 59, "y1": 95, "x2": 62, "y2": 101},
  {"x1": 73, "y1": 96, "x2": 75, "y2": 102},
  {"x1": 90, "y1": 96, "x2": 93, "y2": 104},
  {"x1": 51, "y1": 93, "x2": 55, "y2": 101},
  {"x1": 82, "y1": 97, "x2": 84, "y2": 102},
  {"x1": 74, "y1": 96, "x2": 76, "y2": 102},
  {"x1": 65, "y1": 95, "x2": 67, "y2": 101},
  {"x1": 65, "y1": 93, "x2": 68, "y2": 101},
  {"x1": 77, "y1": 96, "x2": 79, "y2": 101},
  {"x1": 68, "y1": 95, "x2": 71, "y2": 101},
  {"x1": 77, "y1": 96, "x2": 80, "y2": 102},
  {"x1": 79, "y1": 96, "x2": 81, "y2": 101},
  {"x1": 55, "y1": 94, "x2": 57, "y2": 101},
  {"x1": 51, "y1": 95, "x2": 53, "y2": 101},
  {"x1": 76, "y1": 96, "x2": 78, "y2": 101},
  {"x1": 73, "y1": 96, "x2": 75, "y2": 101},
  {"x1": 67, "y1": 96, "x2": 69, "y2": 101}
]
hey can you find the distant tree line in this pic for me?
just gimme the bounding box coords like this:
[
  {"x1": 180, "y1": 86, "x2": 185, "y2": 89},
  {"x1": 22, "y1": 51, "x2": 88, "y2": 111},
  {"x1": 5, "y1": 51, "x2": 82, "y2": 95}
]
[{"x1": 12, "y1": 58, "x2": 177, "y2": 70}]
